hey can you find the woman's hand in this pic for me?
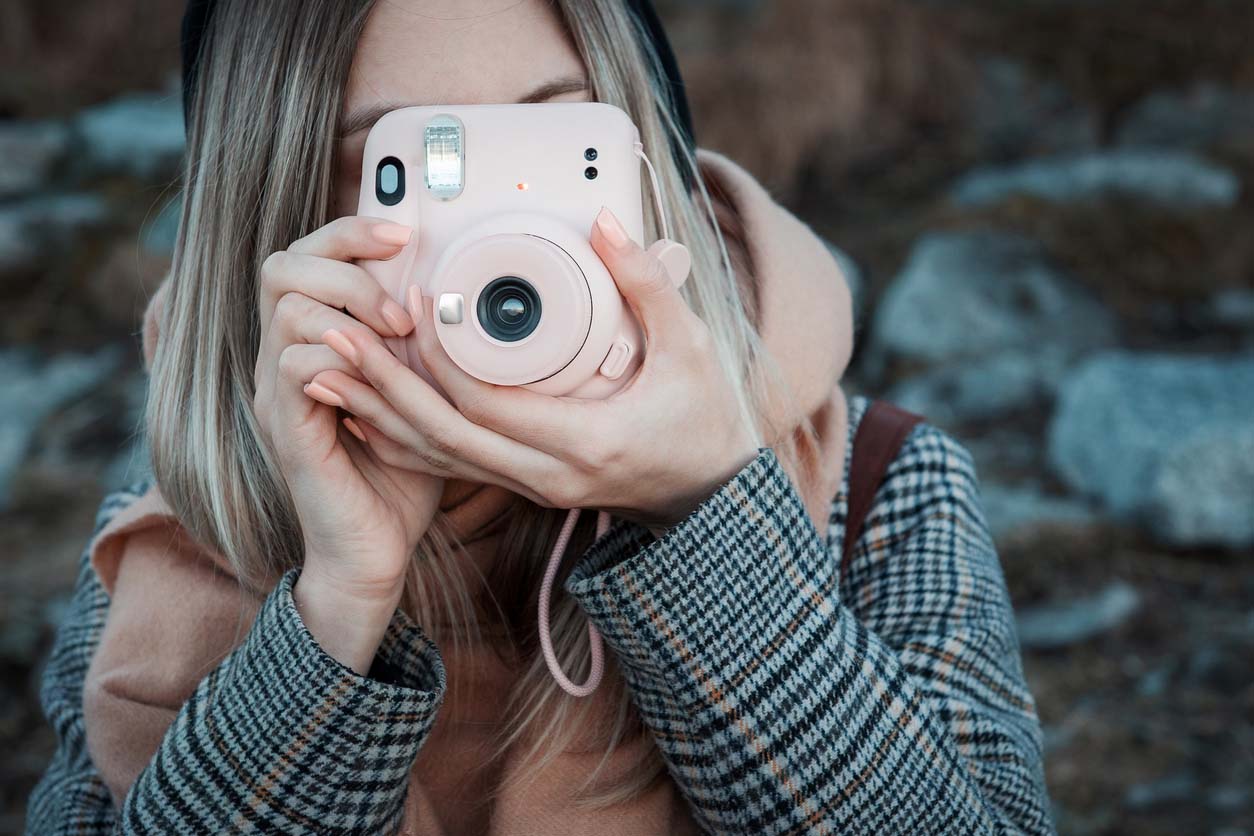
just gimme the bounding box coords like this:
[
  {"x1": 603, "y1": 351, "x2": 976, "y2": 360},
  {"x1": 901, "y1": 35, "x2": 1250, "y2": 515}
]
[
  {"x1": 252, "y1": 216, "x2": 445, "y2": 673},
  {"x1": 302, "y1": 206, "x2": 760, "y2": 535}
]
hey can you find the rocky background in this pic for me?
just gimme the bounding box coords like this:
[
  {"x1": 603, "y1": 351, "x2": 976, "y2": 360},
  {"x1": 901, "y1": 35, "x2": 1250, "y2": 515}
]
[{"x1": 2, "y1": 0, "x2": 1252, "y2": 833}]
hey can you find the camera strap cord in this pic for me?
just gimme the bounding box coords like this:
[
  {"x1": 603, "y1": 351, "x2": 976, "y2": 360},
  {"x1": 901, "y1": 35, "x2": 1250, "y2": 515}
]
[{"x1": 537, "y1": 143, "x2": 672, "y2": 698}]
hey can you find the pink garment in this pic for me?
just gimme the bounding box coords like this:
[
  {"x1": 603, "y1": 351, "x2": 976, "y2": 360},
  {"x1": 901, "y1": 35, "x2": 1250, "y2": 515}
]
[{"x1": 82, "y1": 147, "x2": 853, "y2": 835}]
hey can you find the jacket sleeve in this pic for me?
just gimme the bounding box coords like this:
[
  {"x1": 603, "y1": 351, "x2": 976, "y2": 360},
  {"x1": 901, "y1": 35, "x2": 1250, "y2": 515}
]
[
  {"x1": 26, "y1": 486, "x2": 447, "y2": 836},
  {"x1": 564, "y1": 425, "x2": 1055, "y2": 835}
]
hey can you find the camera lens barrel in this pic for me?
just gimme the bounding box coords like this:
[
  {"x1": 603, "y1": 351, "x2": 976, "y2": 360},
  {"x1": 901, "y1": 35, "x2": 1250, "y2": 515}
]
[{"x1": 477, "y1": 276, "x2": 542, "y2": 342}]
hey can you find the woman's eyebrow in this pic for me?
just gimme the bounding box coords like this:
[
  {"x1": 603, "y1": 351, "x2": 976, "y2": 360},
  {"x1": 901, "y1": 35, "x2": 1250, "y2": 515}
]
[{"x1": 338, "y1": 76, "x2": 589, "y2": 138}]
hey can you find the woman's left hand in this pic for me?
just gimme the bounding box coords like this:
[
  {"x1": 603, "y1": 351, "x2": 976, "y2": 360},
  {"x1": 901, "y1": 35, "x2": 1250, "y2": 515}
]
[{"x1": 306, "y1": 207, "x2": 759, "y2": 533}]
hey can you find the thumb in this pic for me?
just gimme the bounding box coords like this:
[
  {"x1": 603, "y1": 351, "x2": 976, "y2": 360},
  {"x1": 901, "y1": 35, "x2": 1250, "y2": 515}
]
[{"x1": 590, "y1": 206, "x2": 688, "y2": 341}]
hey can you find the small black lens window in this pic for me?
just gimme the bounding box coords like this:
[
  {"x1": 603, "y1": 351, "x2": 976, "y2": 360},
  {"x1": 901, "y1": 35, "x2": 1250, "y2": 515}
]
[
  {"x1": 584, "y1": 147, "x2": 598, "y2": 161},
  {"x1": 376, "y1": 157, "x2": 405, "y2": 206},
  {"x1": 584, "y1": 166, "x2": 598, "y2": 180}
]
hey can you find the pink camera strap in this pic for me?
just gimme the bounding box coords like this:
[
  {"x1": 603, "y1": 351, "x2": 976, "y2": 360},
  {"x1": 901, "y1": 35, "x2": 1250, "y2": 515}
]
[{"x1": 538, "y1": 508, "x2": 613, "y2": 697}]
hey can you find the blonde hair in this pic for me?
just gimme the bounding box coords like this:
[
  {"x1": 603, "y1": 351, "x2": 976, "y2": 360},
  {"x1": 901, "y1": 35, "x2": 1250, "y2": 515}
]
[{"x1": 148, "y1": 0, "x2": 814, "y2": 809}]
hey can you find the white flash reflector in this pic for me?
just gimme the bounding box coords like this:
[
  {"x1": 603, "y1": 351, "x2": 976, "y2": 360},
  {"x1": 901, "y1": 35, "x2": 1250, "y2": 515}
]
[{"x1": 424, "y1": 115, "x2": 464, "y2": 200}]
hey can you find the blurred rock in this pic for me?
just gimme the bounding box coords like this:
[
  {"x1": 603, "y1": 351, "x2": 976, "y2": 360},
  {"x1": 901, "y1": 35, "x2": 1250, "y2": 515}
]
[
  {"x1": 967, "y1": 58, "x2": 1097, "y2": 157},
  {"x1": 1117, "y1": 82, "x2": 1254, "y2": 150},
  {"x1": 1146, "y1": 425, "x2": 1254, "y2": 549},
  {"x1": 141, "y1": 196, "x2": 181, "y2": 257},
  {"x1": 962, "y1": 428, "x2": 1041, "y2": 483},
  {"x1": 1123, "y1": 772, "x2": 1199, "y2": 812},
  {"x1": 0, "y1": 121, "x2": 71, "y2": 200},
  {"x1": 1016, "y1": 581, "x2": 1140, "y2": 650},
  {"x1": 1048, "y1": 351, "x2": 1254, "y2": 546},
  {"x1": 888, "y1": 350, "x2": 1068, "y2": 426},
  {"x1": 0, "y1": 347, "x2": 122, "y2": 509},
  {"x1": 949, "y1": 150, "x2": 1239, "y2": 210},
  {"x1": 866, "y1": 231, "x2": 1115, "y2": 377},
  {"x1": 1205, "y1": 289, "x2": 1254, "y2": 332},
  {"x1": 0, "y1": 193, "x2": 109, "y2": 277},
  {"x1": 75, "y1": 91, "x2": 185, "y2": 181},
  {"x1": 101, "y1": 368, "x2": 150, "y2": 492},
  {"x1": 980, "y1": 481, "x2": 1097, "y2": 543}
]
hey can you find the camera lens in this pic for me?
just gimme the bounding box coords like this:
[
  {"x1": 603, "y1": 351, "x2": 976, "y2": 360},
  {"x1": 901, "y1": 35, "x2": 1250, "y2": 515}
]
[
  {"x1": 584, "y1": 147, "x2": 598, "y2": 161},
  {"x1": 477, "y1": 276, "x2": 542, "y2": 342},
  {"x1": 584, "y1": 166, "x2": 598, "y2": 180}
]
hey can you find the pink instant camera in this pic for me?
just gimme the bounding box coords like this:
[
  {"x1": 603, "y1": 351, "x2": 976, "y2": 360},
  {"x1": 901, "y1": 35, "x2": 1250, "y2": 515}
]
[{"x1": 356, "y1": 102, "x2": 674, "y2": 399}]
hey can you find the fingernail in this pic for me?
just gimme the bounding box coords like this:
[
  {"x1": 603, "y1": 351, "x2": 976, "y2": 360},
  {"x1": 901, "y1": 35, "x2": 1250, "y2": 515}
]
[
  {"x1": 371, "y1": 222, "x2": 412, "y2": 247},
  {"x1": 342, "y1": 417, "x2": 367, "y2": 442},
  {"x1": 304, "y1": 381, "x2": 343, "y2": 408},
  {"x1": 381, "y1": 299, "x2": 412, "y2": 335},
  {"x1": 322, "y1": 329, "x2": 360, "y2": 365},
  {"x1": 406, "y1": 285, "x2": 424, "y2": 327},
  {"x1": 595, "y1": 206, "x2": 629, "y2": 249}
]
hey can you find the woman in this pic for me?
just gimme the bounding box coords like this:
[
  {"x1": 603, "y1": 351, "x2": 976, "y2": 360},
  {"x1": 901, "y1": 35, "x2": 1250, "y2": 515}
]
[{"x1": 27, "y1": 0, "x2": 1054, "y2": 833}]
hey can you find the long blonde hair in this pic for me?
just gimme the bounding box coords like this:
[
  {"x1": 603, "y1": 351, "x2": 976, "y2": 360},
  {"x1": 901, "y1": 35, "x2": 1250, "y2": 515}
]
[{"x1": 148, "y1": 0, "x2": 814, "y2": 808}]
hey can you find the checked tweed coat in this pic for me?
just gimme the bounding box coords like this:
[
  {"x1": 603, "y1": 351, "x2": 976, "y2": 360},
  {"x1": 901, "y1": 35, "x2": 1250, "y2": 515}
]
[{"x1": 27, "y1": 395, "x2": 1055, "y2": 834}]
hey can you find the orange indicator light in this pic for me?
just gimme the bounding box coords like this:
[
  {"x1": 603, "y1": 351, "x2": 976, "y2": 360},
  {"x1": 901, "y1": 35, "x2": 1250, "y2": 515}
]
[{"x1": 516, "y1": 182, "x2": 529, "y2": 191}]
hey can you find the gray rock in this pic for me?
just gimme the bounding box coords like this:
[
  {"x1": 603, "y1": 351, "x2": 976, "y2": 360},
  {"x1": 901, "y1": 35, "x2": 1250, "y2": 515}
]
[
  {"x1": 1048, "y1": 352, "x2": 1254, "y2": 547},
  {"x1": 0, "y1": 193, "x2": 110, "y2": 275},
  {"x1": 1016, "y1": 581, "x2": 1140, "y2": 650},
  {"x1": 141, "y1": 196, "x2": 182, "y2": 257},
  {"x1": 0, "y1": 347, "x2": 122, "y2": 508},
  {"x1": 76, "y1": 92, "x2": 185, "y2": 181},
  {"x1": 1123, "y1": 772, "x2": 1198, "y2": 811},
  {"x1": 0, "y1": 120, "x2": 72, "y2": 199},
  {"x1": 980, "y1": 482, "x2": 1097, "y2": 543},
  {"x1": 1206, "y1": 289, "x2": 1254, "y2": 332},
  {"x1": 949, "y1": 150, "x2": 1239, "y2": 210},
  {"x1": 102, "y1": 370, "x2": 152, "y2": 491},
  {"x1": 966, "y1": 58, "x2": 1098, "y2": 157},
  {"x1": 1117, "y1": 82, "x2": 1254, "y2": 150},
  {"x1": 887, "y1": 349, "x2": 1069, "y2": 426},
  {"x1": 867, "y1": 232, "x2": 1115, "y2": 372},
  {"x1": 962, "y1": 428, "x2": 1042, "y2": 483},
  {"x1": 1146, "y1": 425, "x2": 1254, "y2": 548}
]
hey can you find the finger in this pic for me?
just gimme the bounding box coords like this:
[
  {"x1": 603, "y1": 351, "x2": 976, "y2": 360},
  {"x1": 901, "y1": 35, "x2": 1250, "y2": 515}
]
[
  {"x1": 590, "y1": 206, "x2": 692, "y2": 345},
  {"x1": 321, "y1": 325, "x2": 563, "y2": 483},
  {"x1": 308, "y1": 370, "x2": 551, "y2": 504},
  {"x1": 267, "y1": 343, "x2": 353, "y2": 466},
  {"x1": 259, "y1": 250, "x2": 412, "y2": 342},
  {"x1": 256, "y1": 292, "x2": 379, "y2": 393},
  {"x1": 407, "y1": 288, "x2": 592, "y2": 452},
  {"x1": 288, "y1": 215, "x2": 412, "y2": 262}
]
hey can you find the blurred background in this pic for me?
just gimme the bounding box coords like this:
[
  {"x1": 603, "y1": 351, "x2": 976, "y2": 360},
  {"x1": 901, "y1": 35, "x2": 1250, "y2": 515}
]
[{"x1": 2, "y1": 0, "x2": 1252, "y2": 833}]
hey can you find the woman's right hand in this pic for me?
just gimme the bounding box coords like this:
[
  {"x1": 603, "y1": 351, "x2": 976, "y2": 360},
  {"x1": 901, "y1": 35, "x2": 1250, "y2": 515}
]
[{"x1": 252, "y1": 215, "x2": 444, "y2": 673}]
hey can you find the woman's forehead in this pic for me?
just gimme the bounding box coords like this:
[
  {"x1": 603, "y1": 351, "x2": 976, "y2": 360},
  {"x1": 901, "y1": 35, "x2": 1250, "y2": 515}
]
[{"x1": 345, "y1": 0, "x2": 588, "y2": 115}]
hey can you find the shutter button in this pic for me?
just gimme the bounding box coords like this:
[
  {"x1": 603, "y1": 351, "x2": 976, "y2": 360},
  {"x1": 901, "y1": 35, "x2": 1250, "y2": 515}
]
[{"x1": 598, "y1": 341, "x2": 632, "y2": 380}]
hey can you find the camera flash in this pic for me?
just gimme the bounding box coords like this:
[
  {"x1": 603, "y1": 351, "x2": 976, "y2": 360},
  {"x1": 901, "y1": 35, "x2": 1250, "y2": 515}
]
[
  {"x1": 516, "y1": 182, "x2": 529, "y2": 191},
  {"x1": 424, "y1": 115, "x2": 464, "y2": 200}
]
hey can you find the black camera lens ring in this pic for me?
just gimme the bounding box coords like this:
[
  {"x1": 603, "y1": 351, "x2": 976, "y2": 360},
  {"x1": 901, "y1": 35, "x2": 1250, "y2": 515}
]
[{"x1": 477, "y1": 276, "x2": 542, "y2": 342}]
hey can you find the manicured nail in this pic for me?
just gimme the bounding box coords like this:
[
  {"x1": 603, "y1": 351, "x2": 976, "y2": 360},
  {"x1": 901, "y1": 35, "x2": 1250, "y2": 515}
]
[
  {"x1": 595, "y1": 206, "x2": 629, "y2": 249},
  {"x1": 303, "y1": 381, "x2": 342, "y2": 408},
  {"x1": 406, "y1": 285, "x2": 424, "y2": 327},
  {"x1": 371, "y1": 222, "x2": 412, "y2": 246},
  {"x1": 322, "y1": 329, "x2": 359, "y2": 365},
  {"x1": 342, "y1": 417, "x2": 367, "y2": 442},
  {"x1": 381, "y1": 299, "x2": 412, "y2": 335}
]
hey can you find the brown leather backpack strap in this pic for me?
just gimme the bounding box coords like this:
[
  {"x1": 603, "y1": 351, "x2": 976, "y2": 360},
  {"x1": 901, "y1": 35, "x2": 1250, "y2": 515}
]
[{"x1": 840, "y1": 400, "x2": 924, "y2": 583}]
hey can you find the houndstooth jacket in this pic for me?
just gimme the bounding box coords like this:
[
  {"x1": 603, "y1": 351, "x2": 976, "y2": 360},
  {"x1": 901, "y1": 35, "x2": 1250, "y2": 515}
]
[{"x1": 26, "y1": 395, "x2": 1055, "y2": 834}]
